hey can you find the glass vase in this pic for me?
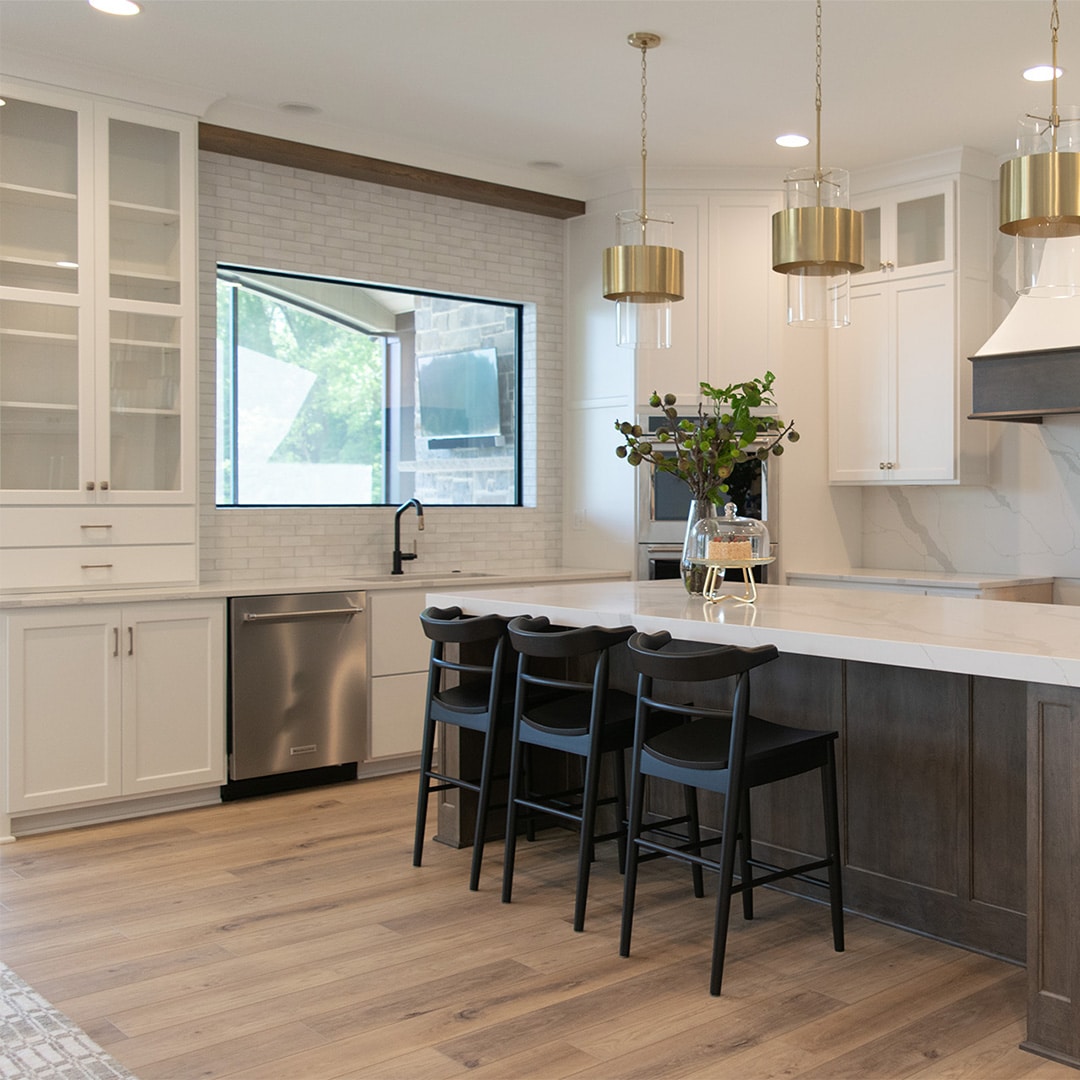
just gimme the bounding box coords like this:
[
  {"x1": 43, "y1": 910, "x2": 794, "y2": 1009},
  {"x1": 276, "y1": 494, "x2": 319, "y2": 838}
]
[{"x1": 680, "y1": 499, "x2": 717, "y2": 596}]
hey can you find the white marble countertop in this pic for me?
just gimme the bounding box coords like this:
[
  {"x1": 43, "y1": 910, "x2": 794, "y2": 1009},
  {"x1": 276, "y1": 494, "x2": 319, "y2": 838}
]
[
  {"x1": 786, "y1": 568, "x2": 1054, "y2": 588},
  {"x1": 0, "y1": 567, "x2": 626, "y2": 610},
  {"x1": 425, "y1": 578, "x2": 1078, "y2": 688}
]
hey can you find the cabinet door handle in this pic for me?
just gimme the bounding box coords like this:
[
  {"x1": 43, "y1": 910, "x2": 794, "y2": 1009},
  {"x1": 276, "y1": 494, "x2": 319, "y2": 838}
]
[
  {"x1": 128, "y1": 627, "x2": 134, "y2": 656},
  {"x1": 100, "y1": 480, "x2": 110, "y2": 491},
  {"x1": 85, "y1": 481, "x2": 96, "y2": 491},
  {"x1": 113, "y1": 627, "x2": 119, "y2": 657}
]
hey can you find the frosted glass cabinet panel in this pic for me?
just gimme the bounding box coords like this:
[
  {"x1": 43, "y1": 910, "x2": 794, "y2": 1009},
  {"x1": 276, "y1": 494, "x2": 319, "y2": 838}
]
[
  {"x1": 853, "y1": 182, "x2": 952, "y2": 284},
  {"x1": 0, "y1": 97, "x2": 81, "y2": 294}
]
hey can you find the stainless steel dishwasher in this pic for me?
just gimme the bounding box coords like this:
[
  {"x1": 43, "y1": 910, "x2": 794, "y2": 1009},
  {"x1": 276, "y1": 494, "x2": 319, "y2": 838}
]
[{"x1": 225, "y1": 591, "x2": 368, "y2": 798}]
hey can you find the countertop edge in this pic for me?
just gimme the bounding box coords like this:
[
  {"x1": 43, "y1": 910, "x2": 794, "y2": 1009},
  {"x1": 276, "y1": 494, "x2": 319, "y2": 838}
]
[{"x1": 0, "y1": 567, "x2": 628, "y2": 610}]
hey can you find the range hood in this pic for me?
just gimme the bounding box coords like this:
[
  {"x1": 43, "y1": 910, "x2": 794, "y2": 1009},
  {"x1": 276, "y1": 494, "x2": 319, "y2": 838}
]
[{"x1": 969, "y1": 248, "x2": 1080, "y2": 423}]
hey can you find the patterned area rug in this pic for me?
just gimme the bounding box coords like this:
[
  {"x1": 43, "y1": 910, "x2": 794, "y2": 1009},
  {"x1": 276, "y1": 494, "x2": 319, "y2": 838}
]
[{"x1": 0, "y1": 963, "x2": 136, "y2": 1079}]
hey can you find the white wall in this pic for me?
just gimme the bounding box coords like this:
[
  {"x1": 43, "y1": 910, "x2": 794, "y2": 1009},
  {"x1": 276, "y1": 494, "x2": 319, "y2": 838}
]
[{"x1": 198, "y1": 152, "x2": 566, "y2": 582}]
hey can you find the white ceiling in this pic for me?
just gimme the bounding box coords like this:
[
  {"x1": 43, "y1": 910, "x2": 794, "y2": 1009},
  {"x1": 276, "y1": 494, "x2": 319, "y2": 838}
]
[{"x1": 0, "y1": 0, "x2": 1071, "y2": 199}]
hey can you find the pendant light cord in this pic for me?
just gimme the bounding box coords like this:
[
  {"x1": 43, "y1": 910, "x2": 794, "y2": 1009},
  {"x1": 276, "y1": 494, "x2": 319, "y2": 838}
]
[
  {"x1": 1052, "y1": 0, "x2": 1060, "y2": 149},
  {"x1": 640, "y1": 38, "x2": 649, "y2": 231},
  {"x1": 815, "y1": 0, "x2": 823, "y2": 184}
]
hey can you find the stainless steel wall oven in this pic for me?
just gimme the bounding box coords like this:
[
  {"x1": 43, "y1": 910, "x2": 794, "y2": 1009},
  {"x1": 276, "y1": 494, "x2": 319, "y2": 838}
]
[{"x1": 635, "y1": 413, "x2": 779, "y2": 581}]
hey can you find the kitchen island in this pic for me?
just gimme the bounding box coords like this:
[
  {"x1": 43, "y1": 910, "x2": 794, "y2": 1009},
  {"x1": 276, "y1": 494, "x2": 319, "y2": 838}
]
[{"x1": 426, "y1": 578, "x2": 1080, "y2": 1069}]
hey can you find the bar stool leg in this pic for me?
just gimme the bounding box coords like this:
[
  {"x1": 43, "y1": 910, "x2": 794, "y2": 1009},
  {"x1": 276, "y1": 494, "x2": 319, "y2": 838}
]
[
  {"x1": 710, "y1": 774, "x2": 745, "y2": 996},
  {"x1": 739, "y1": 789, "x2": 754, "y2": 920},
  {"x1": 684, "y1": 784, "x2": 705, "y2": 898},
  {"x1": 468, "y1": 725, "x2": 500, "y2": 892},
  {"x1": 822, "y1": 742, "x2": 845, "y2": 952},
  {"x1": 574, "y1": 746, "x2": 604, "y2": 932},
  {"x1": 502, "y1": 725, "x2": 525, "y2": 905},
  {"x1": 412, "y1": 708, "x2": 437, "y2": 868},
  {"x1": 619, "y1": 756, "x2": 648, "y2": 957}
]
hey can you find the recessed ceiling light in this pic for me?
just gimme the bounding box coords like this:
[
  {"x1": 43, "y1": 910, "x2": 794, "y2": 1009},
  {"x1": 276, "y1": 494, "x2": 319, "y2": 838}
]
[
  {"x1": 1024, "y1": 64, "x2": 1064, "y2": 81},
  {"x1": 278, "y1": 102, "x2": 321, "y2": 115},
  {"x1": 88, "y1": 0, "x2": 141, "y2": 15},
  {"x1": 776, "y1": 134, "x2": 810, "y2": 148}
]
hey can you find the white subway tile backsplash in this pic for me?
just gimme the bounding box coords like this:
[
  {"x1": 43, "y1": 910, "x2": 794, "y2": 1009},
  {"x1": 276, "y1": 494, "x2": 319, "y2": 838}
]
[{"x1": 199, "y1": 150, "x2": 564, "y2": 582}]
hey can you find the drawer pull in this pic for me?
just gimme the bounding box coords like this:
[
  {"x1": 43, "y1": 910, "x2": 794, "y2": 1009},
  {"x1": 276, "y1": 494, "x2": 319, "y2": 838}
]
[
  {"x1": 80, "y1": 523, "x2": 113, "y2": 530},
  {"x1": 80, "y1": 563, "x2": 114, "y2": 570}
]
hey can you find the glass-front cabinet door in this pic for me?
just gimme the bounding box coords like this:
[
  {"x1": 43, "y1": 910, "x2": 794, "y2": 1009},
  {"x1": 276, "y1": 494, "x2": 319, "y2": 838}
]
[
  {"x1": 0, "y1": 81, "x2": 194, "y2": 504},
  {"x1": 853, "y1": 181, "x2": 953, "y2": 284},
  {"x1": 98, "y1": 109, "x2": 191, "y2": 498},
  {"x1": 0, "y1": 89, "x2": 92, "y2": 499}
]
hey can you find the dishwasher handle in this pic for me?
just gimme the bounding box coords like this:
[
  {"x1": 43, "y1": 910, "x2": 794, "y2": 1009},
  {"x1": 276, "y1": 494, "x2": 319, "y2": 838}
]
[{"x1": 242, "y1": 606, "x2": 364, "y2": 623}]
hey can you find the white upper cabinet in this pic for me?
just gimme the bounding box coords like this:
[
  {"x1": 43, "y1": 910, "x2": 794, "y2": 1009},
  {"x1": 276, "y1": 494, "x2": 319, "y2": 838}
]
[
  {"x1": 853, "y1": 181, "x2": 954, "y2": 284},
  {"x1": 0, "y1": 80, "x2": 198, "y2": 591},
  {"x1": 828, "y1": 169, "x2": 990, "y2": 487},
  {"x1": 829, "y1": 276, "x2": 957, "y2": 483},
  {"x1": 0, "y1": 80, "x2": 196, "y2": 507}
]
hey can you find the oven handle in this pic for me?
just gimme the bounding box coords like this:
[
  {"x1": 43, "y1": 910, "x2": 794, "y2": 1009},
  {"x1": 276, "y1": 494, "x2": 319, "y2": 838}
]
[{"x1": 645, "y1": 544, "x2": 683, "y2": 556}]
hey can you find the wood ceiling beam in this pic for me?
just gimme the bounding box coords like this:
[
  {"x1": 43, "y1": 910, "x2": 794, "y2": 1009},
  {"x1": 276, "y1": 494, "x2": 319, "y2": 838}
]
[{"x1": 198, "y1": 124, "x2": 586, "y2": 220}]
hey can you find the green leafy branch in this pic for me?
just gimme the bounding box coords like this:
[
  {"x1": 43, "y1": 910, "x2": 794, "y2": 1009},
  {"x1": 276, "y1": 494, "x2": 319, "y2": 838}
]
[{"x1": 615, "y1": 372, "x2": 799, "y2": 505}]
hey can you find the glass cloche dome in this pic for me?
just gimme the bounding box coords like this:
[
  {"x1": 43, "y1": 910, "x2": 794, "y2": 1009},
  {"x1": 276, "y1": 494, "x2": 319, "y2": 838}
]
[{"x1": 685, "y1": 502, "x2": 770, "y2": 563}]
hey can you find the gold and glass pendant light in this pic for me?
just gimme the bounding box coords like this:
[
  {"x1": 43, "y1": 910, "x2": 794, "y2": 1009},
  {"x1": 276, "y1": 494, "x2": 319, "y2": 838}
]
[
  {"x1": 771, "y1": 0, "x2": 863, "y2": 327},
  {"x1": 1000, "y1": 0, "x2": 1080, "y2": 296},
  {"x1": 602, "y1": 32, "x2": 684, "y2": 349}
]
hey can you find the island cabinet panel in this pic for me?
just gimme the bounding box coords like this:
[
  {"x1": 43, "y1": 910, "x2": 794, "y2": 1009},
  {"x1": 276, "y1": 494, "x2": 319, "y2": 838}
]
[
  {"x1": 839, "y1": 664, "x2": 1025, "y2": 962},
  {"x1": 844, "y1": 662, "x2": 967, "y2": 892},
  {"x1": 1025, "y1": 683, "x2": 1080, "y2": 1067},
  {"x1": 642, "y1": 656, "x2": 1027, "y2": 963}
]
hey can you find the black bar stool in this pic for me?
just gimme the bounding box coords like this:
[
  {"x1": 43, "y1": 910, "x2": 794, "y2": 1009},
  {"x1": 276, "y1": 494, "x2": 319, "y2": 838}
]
[
  {"x1": 502, "y1": 615, "x2": 637, "y2": 932},
  {"x1": 620, "y1": 630, "x2": 844, "y2": 995},
  {"x1": 413, "y1": 605, "x2": 513, "y2": 891}
]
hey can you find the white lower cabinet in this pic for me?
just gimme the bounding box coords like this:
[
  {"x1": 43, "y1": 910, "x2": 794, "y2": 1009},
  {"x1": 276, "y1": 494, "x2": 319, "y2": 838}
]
[
  {"x1": 4, "y1": 599, "x2": 225, "y2": 815},
  {"x1": 367, "y1": 589, "x2": 429, "y2": 761}
]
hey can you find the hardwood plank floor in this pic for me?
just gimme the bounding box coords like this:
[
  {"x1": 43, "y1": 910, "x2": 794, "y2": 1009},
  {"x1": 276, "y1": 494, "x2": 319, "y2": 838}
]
[{"x1": 1, "y1": 773, "x2": 1075, "y2": 1080}]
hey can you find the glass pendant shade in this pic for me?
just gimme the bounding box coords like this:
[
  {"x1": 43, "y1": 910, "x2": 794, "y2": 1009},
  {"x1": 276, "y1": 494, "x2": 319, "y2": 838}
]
[
  {"x1": 1000, "y1": 106, "x2": 1080, "y2": 296},
  {"x1": 772, "y1": 166, "x2": 863, "y2": 327},
  {"x1": 603, "y1": 210, "x2": 684, "y2": 348}
]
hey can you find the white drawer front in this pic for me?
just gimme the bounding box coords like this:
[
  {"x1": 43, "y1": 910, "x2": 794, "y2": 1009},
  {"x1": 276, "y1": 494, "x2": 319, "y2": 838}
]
[
  {"x1": 1, "y1": 544, "x2": 197, "y2": 591},
  {"x1": 370, "y1": 589, "x2": 430, "y2": 676},
  {"x1": 0, "y1": 506, "x2": 195, "y2": 548}
]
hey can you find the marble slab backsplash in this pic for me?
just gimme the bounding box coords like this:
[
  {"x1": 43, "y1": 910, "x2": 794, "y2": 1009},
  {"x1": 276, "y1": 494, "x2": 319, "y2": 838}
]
[{"x1": 862, "y1": 416, "x2": 1080, "y2": 602}]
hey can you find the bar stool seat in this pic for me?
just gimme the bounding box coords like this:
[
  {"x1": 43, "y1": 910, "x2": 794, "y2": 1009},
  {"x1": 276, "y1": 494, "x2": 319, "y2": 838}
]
[
  {"x1": 502, "y1": 615, "x2": 637, "y2": 932},
  {"x1": 620, "y1": 631, "x2": 845, "y2": 995},
  {"x1": 413, "y1": 605, "x2": 514, "y2": 891}
]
